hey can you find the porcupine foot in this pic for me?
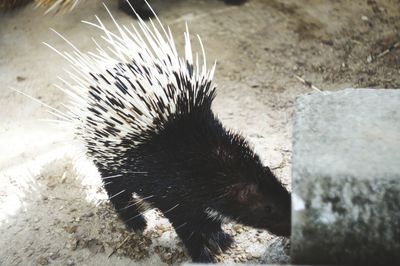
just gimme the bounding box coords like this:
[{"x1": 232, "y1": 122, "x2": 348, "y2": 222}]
[
  {"x1": 116, "y1": 202, "x2": 148, "y2": 232},
  {"x1": 209, "y1": 230, "x2": 234, "y2": 252},
  {"x1": 118, "y1": 0, "x2": 154, "y2": 20},
  {"x1": 104, "y1": 184, "x2": 148, "y2": 232},
  {"x1": 117, "y1": 199, "x2": 147, "y2": 232},
  {"x1": 223, "y1": 0, "x2": 247, "y2": 5},
  {"x1": 124, "y1": 212, "x2": 147, "y2": 232},
  {"x1": 166, "y1": 212, "x2": 234, "y2": 262}
]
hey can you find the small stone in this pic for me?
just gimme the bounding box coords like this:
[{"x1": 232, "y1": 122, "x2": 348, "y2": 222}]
[
  {"x1": 164, "y1": 252, "x2": 172, "y2": 260},
  {"x1": 265, "y1": 150, "x2": 284, "y2": 170},
  {"x1": 37, "y1": 256, "x2": 49, "y2": 265},
  {"x1": 262, "y1": 237, "x2": 290, "y2": 264},
  {"x1": 64, "y1": 225, "x2": 77, "y2": 234},
  {"x1": 321, "y1": 39, "x2": 334, "y2": 46},
  {"x1": 16, "y1": 76, "x2": 26, "y2": 82},
  {"x1": 233, "y1": 224, "x2": 243, "y2": 233},
  {"x1": 85, "y1": 239, "x2": 105, "y2": 254},
  {"x1": 253, "y1": 253, "x2": 261, "y2": 258},
  {"x1": 81, "y1": 212, "x2": 94, "y2": 218},
  {"x1": 49, "y1": 251, "x2": 60, "y2": 260},
  {"x1": 61, "y1": 172, "x2": 67, "y2": 183},
  {"x1": 67, "y1": 239, "x2": 78, "y2": 251},
  {"x1": 66, "y1": 259, "x2": 75, "y2": 266}
]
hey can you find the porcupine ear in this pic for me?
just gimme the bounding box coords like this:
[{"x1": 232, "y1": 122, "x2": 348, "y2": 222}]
[{"x1": 229, "y1": 182, "x2": 260, "y2": 205}]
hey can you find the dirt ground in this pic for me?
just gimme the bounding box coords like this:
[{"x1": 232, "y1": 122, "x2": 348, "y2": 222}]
[{"x1": 0, "y1": 0, "x2": 399, "y2": 265}]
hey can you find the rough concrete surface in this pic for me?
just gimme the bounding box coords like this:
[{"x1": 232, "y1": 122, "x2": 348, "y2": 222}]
[
  {"x1": 292, "y1": 89, "x2": 400, "y2": 265},
  {"x1": 1, "y1": 0, "x2": 400, "y2": 265}
]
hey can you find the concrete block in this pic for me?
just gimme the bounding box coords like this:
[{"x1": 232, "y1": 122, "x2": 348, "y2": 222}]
[{"x1": 291, "y1": 88, "x2": 400, "y2": 265}]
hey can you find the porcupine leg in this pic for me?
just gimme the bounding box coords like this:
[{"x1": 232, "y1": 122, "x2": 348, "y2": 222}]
[
  {"x1": 104, "y1": 183, "x2": 147, "y2": 232},
  {"x1": 206, "y1": 223, "x2": 234, "y2": 253},
  {"x1": 223, "y1": 0, "x2": 247, "y2": 5},
  {"x1": 165, "y1": 211, "x2": 233, "y2": 262},
  {"x1": 118, "y1": 0, "x2": 155, "y2": 20},
  {"x1": 175, "y1": 220, "x2": 216, "y2": 262}
]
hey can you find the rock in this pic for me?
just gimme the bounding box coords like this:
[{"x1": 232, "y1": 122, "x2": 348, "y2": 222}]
[
  {"x1": 264, "y1": 149, "x2": 284, "y2": 170},
  {"x1": 37, "y1": 256, "x2": 49, "y2": 265},
  {"x1": 64, "y1": 225, "x2": 77, "y2": 234},
  {"x1": 67, "y1": 238, "x2": 78, "y2": 251},
  {"x1": 66, "y1": 259, "x2": 75, "y2": 266},
  {"x1": 262, "y1": 237, "x2": 290, "y2": 264},
  {"x1": 291, "y1": 89, "x2": 400, "y2": 265},
  {"x1": 49, "y1": 251, "x2": 60, "y2": 260},
  {"x1": 80, "y1": 238, "x2": 105, "y2": 254}
]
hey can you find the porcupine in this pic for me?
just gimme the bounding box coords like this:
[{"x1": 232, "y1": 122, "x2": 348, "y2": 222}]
[
  {"x1": 47, "y1": 3, "x2": 291, "y2": 263},
  {"x1": 1, "y1": 0, "x2": 247, "y2": 18},
  {"x1": 0, "y1": 0, "x2": 30, "y2": 9},
  {"x1": 0, "y1": 0, "x2": 153, "y2": 17}
]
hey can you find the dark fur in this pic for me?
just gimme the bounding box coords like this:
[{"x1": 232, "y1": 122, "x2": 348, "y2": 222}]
[
  {"x1": 118, "y1": 0, "x2": 248, "y2": 19},
  {"x1": 118, "y1": 0, "x2": 153, "y2": 19},
  {"x1": 91, "y1": 96, "x2": 291, "y2": 262},
  {"x1": 0, "y1": 0, "x2": 31, "y2": 9}
]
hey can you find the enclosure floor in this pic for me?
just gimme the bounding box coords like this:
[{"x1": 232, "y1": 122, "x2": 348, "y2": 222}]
[{"x1": 0, "y1": 0, "x2": 399, "y2": 265}]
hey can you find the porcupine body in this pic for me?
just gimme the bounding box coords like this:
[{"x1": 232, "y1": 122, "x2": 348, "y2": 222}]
[
  {"x1": 0, "y1": 0, "x2": 31, "y2": 9},
  {"x1": 2, "y1": 0, "x2": 247, "y2": 18},
  {"x1": 0, "y1": 0, "x2": 151, "y2": 16},
  {"x1": 51, "y1": 4, "x2": 290, "y2": 262}
]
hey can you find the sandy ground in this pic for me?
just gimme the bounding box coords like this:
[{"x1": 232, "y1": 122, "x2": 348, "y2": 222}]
[{"x1": 0, "y1": 0, "x2": 399, "y2": 265}]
